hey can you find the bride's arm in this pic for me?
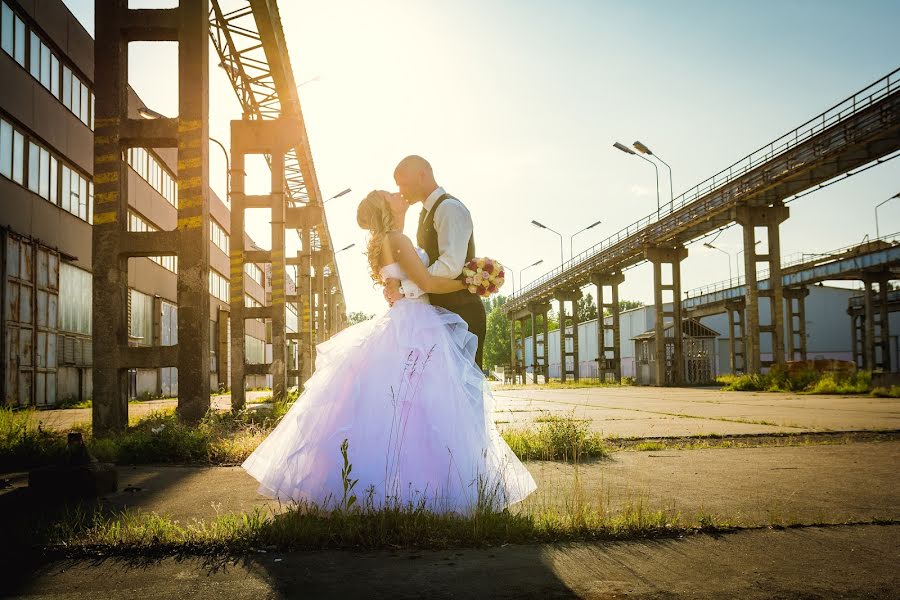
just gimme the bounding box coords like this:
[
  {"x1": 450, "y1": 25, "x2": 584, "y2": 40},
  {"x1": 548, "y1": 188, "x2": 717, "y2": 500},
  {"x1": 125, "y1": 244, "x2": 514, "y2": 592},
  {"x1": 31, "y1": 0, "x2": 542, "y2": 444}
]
[{"x1": 385, "y1": 233, "x2": 466, "y2": 294}]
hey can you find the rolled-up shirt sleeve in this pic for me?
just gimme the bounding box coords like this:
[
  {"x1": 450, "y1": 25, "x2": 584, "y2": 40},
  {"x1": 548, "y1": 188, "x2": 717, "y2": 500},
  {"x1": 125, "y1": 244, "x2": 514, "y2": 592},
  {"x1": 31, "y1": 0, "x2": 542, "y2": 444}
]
[{"x1": 398, "y1": 198, "x2": 473, "y2": 298}]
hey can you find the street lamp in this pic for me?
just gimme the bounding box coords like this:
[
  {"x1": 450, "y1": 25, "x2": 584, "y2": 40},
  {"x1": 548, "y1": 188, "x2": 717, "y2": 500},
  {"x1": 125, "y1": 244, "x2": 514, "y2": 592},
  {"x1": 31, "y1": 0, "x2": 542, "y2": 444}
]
[
  {"x1": 324, "y1": 188, "x2": 352, "y2": 203},
  {"x1": 875, "y1": 192, "x2": 900, "y2": 239},
  {"x1": 296, "y1": 75, "x2": 321, "y2": 89},
  {"x1": 520, "y1": 259, "x2": 544, "y2": 290},
  {"x1": 138, "y1": 106, "x2": 166, "y2": 120},
  {"x1": 335, "y1": 243, "x2": 355, "y2": 254},
  {"x1": 614, "y1": 141, "x2": 660, "y2": 216},
  {"x1": 703, "y1": 242, "x2": 732, "y2": 282},
  {"x1": 570, "y1": 219, "x2": 602, "y2": 258},
  {"x1": 736, "y1": 240, "x2": 762, "y2": 279},
  {"x1": 531, "y1": 220, "x2": 564, "y2": 267},
  {"x1": 633, "y1": 140, "x2": 674, "y2": 212}
]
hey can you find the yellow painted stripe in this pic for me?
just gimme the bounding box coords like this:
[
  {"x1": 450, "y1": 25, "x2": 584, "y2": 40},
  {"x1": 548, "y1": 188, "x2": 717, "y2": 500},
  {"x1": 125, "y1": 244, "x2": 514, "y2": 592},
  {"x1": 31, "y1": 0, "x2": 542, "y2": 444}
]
[
  {"x1": 94, "y1": 117, "x2": 117, "y2": 127},
  {"x1": 179, "y1": 138, "x2": 201, "y2": 150},
  {"x1": 95, "y1": 153, "x2": 119, "y2": 165},
  {"x1": 178, "y1": 176, "x2": 201, "y2": 190},
  {"x1": 93, "y1": 211, "x2": 118, "y2": 225},
  {"x1": 95, "y1": 192, "x2": 118, "y2": 205},
  {"x1": 177, "y1": 119, "x2": 202, "y2": 133},
  {"x1": 177, "y1": 156, "x2": 202, "y2": 170},
  {"x1": 177, "y1": 216, "x2": 203, "y2": 230},
  {"x1": 178, "y1": 195, "x2": 204, "y2": 209},
  {"x1": 94, "y1": 136, "x2": 115, "y2": 145},
  {"x1": 95, "y1": 171, "x2": 118, "y2": 184}
]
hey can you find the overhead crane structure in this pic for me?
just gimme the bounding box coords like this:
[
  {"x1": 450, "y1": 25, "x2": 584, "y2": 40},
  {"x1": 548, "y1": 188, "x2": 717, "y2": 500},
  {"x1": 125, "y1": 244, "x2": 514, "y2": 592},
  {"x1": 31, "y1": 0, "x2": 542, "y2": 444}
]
[{"x1": 506, "y1": 67, "x2": 900, "y2": 386}]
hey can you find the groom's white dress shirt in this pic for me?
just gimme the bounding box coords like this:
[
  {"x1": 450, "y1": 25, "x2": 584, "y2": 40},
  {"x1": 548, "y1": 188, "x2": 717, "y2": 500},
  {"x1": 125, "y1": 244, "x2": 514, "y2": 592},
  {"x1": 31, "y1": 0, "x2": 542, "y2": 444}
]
[{"x1": 399, "y1": 186, "x2": 474, "y2": 299}]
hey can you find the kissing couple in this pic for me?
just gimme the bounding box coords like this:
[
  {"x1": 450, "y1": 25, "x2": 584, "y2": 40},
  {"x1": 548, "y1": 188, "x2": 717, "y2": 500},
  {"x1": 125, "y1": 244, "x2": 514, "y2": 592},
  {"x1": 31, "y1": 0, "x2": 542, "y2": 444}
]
[{"x1": 242, "y1": 155, "x2": 536, "y2": 513}]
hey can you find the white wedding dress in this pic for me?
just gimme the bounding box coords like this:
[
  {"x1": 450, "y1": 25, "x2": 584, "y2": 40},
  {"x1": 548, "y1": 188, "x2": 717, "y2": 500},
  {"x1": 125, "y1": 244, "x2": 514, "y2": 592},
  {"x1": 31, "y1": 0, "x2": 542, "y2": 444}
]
[{"x1": 242, "y1": 247, "x2": 536, "y2": 513}]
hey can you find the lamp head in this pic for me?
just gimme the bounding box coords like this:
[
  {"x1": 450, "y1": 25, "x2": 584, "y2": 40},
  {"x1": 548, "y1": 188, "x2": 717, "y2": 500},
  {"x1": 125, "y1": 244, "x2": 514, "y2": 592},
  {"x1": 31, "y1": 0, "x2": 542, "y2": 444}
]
[
  {"x1": 613, "y1": 142, "x2": 636, "y2": 155},
  {"x1": 138, "y1": 107, "x2": 165, "y2": 120},
  {"x1": 531, "y1": 220, "x2": 546, "y2": 229},
  {"x1": 633, "y1": 141, "x2": 653, "y2": 155}
]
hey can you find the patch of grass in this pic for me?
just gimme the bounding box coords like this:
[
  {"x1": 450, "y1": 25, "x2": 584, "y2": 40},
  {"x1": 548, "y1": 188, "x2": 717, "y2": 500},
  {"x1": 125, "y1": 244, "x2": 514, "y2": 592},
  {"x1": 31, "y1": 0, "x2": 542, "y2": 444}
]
[
  {"x1": 632, "y1": 441, "x2": 666, "y2": 452},
  {"x1": 870, "y1": 385, "x2": 900, "y2": 398},
  {"x1": 502, "y1": 414, "x2": 608, "y2": 461},
  {"x1": 719, "y1": 367, "x2": 874, "y2": 395}
]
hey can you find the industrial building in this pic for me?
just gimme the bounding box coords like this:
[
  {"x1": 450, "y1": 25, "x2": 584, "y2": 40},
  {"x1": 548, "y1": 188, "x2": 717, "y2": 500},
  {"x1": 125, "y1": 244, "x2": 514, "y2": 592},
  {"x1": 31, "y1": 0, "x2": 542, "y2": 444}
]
[{"x1": 0, "y1": 0, "x2": 284, "y2": 406}]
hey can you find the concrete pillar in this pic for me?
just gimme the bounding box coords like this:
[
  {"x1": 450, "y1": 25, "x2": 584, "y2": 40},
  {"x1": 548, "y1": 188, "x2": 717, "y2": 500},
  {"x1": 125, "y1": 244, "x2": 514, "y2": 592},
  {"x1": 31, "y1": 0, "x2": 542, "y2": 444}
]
[
  {"x1": 735, "y1": 203, "x2": 789, "y2": 374},
  {"x1": 229, "y1": 149, "x2": 247, "y2": 410},
  {"x1": 863, "y1": 277, "x2": 876, "y2": 370},
  {"x1": 591, "y1": 271, "x2": 624, "y2": 382},
  {"x1": 92, "y1": 1, "x2": 211, "y2": 433},
  {"x1": 299, "y1": 228, "x2": 313, "y2": 382},
  {"x1": 878, "y1": 276, "x2": 892, "y2": 371},
  {"x1": 554, "y1": 290, "x2": 581, "y2": 382},
  {"x1": 725, "y1": 299, "x2": 746, "y2": 375},
  {"x1": 269, "y1": 154, "x2": 287, "y2": 403},
  {"x1": 645, "y1": 245, "x2": 688, "y2": 385},
  {"x1": 528, "y1": 301, "x2": 550, "y2": 384},
  {"x1": 174, "y1": 0, "x2": 212, "y2": 424},
  {"x1": 784, "y1": 287, "x2": 809, "y2": 362}
]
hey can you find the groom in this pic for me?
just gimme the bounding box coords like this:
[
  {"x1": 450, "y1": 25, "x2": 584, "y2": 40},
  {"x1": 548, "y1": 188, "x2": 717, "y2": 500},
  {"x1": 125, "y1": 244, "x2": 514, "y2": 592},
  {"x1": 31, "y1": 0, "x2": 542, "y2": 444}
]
[{"x1": 384, "y1": 155, "x2": 487, "y2": 369}]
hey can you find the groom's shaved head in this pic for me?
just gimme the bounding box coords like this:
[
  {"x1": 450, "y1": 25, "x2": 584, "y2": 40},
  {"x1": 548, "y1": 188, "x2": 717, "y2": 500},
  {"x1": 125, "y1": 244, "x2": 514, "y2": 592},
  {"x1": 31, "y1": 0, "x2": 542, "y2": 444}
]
[{"x1": 394, "y1": 155, "x2": 438, "y2": 205}]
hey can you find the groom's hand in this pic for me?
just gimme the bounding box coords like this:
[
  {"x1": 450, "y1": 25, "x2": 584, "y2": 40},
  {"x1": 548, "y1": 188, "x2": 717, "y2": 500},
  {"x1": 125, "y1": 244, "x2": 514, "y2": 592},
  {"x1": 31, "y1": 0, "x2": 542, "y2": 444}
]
[
  {"x1": 383, "y1": 278, "x2": 402, "y2": 305},
  {"x1": 384, "y1": 279, "x2": 402, "y2": 304}
]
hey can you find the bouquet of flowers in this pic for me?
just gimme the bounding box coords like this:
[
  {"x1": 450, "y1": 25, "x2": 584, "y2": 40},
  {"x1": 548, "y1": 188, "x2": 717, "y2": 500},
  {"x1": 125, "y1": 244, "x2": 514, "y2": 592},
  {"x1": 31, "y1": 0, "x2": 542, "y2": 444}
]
[{"x1": 463, "y1": 257, "x2": 505, "y2": 297}]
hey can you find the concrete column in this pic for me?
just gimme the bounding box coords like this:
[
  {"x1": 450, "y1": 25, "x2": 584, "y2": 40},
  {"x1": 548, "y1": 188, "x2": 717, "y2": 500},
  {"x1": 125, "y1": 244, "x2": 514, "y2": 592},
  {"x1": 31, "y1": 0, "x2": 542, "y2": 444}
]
[
  {"x1": 91, "y1": 1, "x2": 130, "y2": 435},
  {"x1": 554, "y1": 290, "x2": 581, "y2": 382},
  {"x1": 269, "y1": 154, "x2": 287, "y2": 403},
  {"x1": 299, "y1": 228, "x2": 313, "y2": 381},
  {"x1": 229, "y1": 150, "x2": 246, "y2": 410},
  {"x1": 528, "y1": 302, "x2": 550, "y2": 384},
  {"x1": 645, "y1": 246, "x2": 688, "y2": 385},
  {"x1": 784, "y1": 287, "x2": 809, "y2": 362},
  {"x1": 878, "y1": 276, "x2": 891, "y2": 371},
  {"x1": 735, "y1": 203, "x2": 789, "y2": 374},
  {"x1": 864, "y1": 277, "x2": 875, "y2": 370},
  {"x1": 175, "y1": 0, "x2": 212, "y2": 423},
  {"x1": 725, "y1": 299, "x2": 746, "y2": 375},
  {"x1": 591, "y1": 271, "x2": 624, "y2": 382}
]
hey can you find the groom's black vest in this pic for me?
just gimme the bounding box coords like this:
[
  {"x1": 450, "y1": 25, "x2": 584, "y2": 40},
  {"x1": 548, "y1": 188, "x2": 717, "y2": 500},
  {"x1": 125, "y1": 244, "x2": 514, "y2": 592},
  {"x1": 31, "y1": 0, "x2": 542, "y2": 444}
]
[{"x1": 416, "y1": 194, "x2": 478, "y2": 312}]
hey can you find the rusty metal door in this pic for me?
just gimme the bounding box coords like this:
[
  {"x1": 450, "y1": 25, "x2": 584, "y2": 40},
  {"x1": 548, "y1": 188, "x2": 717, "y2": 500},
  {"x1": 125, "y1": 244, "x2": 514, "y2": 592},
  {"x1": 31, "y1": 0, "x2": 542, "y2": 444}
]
[{"x1": 3, "y1": 233, "x2": 59, "y2": 407}]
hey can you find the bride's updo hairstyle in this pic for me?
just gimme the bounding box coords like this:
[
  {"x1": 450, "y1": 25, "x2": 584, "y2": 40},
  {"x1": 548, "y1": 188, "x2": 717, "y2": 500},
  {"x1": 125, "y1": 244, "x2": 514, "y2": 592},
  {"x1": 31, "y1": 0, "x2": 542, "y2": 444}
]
[{"x1": 356, "y1": 190, "x2": 396, "y2": 283}]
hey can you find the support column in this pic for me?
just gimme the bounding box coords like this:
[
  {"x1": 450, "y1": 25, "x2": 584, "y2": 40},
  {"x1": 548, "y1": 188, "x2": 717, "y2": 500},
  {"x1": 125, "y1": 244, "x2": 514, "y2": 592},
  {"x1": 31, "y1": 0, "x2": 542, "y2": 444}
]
[
  {"x1": 92, "y1": 2, "x2": 210, "y2": 433},
  {"x1": 299, "y1": 228, "x2": 313, "y2": 382},
  {"x1": 645, "y1": 245, "x2": 688, "y2": 385},
  {"x1": 877, "y1": 275, "x2": 892, "y2": 371},
  {"x1": 528, "y1": 301, "x2": 551, "y2": 385},
  {"x1": 229, "y1": 152, "x2": 246, "y2": 410},
  {"x1": 735, "y1": 203, "x2": 789, "y2": 374},
  {"x1": 725, "y1": 299, "x2": 746, "y2": 375},
  {"x1": 554, "y1": 289, "x2": 581, "y2": 382},
  {"x1": 784, "y1": 287, "x2": 809, "y2": 362},
  {"x1": 863, "y1": 276, "x2": 876, "y2": 370},
  {"x1": 591, "y1": 271, "x2": 624, "y2": 382},
  {"x1": 269, "y1": 154, "x2": 287, "y2": 403}
]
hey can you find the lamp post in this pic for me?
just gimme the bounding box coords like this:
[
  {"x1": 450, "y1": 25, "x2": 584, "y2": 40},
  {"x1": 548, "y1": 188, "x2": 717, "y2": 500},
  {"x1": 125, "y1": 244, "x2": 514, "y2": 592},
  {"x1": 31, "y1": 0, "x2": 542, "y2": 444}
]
[
  {"x1": 209, "y1": 137, "x2": 230, "y2": 205},
  {"x1": 875, "y1": 192, "x2": 900, "y2": 239},
  {"x1": 570, "y1": 219, "x2": 602, "y2": 258},
  {"x1": 531, "y1": 220, "x2": 564, "y2": 267},
  {"x1": 736, "y1": 240, "x2": 761, "y2": 280},
  {"x1": 614, "y1": 141, "x2": 660, "y2": 216},
  {"x1": 324, "y1": 188, "x2": 352, "y2": 203},
  {"x1": 703, "y1": 242, "x2": 732, "y2": 282},
  {"x1": 519, "y1": 259, "x2": 544, "y2": 292},
  {"x1": 633, "y1": 140, "x2": 673, "y2": 212}
]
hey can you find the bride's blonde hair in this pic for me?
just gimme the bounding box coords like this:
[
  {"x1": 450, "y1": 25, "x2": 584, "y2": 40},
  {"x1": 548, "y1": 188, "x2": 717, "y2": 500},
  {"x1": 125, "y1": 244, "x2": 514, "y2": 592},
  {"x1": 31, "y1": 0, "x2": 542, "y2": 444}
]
[{"x1": 356, "y1": 190, "x2": 396, "y2": 283}]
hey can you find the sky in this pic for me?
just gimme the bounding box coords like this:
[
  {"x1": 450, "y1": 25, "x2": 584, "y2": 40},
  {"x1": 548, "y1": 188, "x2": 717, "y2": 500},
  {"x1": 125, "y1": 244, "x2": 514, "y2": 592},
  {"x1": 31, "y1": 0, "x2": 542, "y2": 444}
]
[{"x1": 64, "y1": 0, "x2": 900, "y2": 316}]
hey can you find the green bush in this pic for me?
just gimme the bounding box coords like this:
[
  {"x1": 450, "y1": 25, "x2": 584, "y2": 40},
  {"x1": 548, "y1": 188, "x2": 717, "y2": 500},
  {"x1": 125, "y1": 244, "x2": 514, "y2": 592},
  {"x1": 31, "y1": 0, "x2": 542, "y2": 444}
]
[{"x1": 719, "y1": 367, "x2": 874, "y2": 395}]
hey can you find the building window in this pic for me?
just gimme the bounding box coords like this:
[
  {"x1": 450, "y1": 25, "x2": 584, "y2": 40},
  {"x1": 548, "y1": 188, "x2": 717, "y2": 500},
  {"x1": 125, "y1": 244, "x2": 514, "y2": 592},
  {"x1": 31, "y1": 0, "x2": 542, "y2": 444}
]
[
  {"x1": 126, "y1": 146, "x2": 177, "y2": 207},
  {"x1": 210, "y1": 219, "x2": 229, "y2": 254},
  {"x1": 58, "y1": 263, "x2": 92, "y2": 335},
  {"x1": 128, "y1": 210, "x2": 178, "y2": 273},
  {"x1": 62, "y1": 65, "x2": 71, "y2": 108},
  {"x1": 0, "y1": 118, "x2": 10, "y2": 179},
  {"x1": 209, "y1": 269, "x2": 229, "y2": 302},
  {"x1": 0, "y1": 2, "x2": 12, "y2": 57},
  {"x1": 12, "y1": 128, "x2": 23, "y2": 184},
  {"x1": 28, "y1": 30, "x2": 37, "y2": 77},
  {"x1": 129, "y1": 289, "x2": 153, "y2": 346},
  {"x1": 245, "y1": 263, "x2": 263, "y2": 286},
  {"x1": 27, "y1": 141, "x2": 38, "y2": 192}
]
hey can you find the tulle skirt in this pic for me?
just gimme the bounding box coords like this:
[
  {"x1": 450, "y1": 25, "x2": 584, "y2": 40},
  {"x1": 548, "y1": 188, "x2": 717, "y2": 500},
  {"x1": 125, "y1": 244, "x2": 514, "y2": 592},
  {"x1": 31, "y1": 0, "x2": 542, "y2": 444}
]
[{"x1": 241, "y1": 299, "x2": 537, "y2": 513}]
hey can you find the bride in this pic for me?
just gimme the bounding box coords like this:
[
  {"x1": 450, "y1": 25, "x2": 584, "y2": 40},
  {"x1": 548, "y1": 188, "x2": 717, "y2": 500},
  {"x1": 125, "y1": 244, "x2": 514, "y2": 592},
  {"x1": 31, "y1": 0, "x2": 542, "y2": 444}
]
[{"x1": 242, "y1": 190, "x2": 536, "y2": 513}]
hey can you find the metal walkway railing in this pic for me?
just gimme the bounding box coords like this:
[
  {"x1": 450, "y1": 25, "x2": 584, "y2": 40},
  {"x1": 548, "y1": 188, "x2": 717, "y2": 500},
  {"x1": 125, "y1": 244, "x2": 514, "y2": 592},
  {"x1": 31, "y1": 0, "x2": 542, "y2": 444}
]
[{"x1": 507, "y1": 67, "x2": 900, "y2": 313}]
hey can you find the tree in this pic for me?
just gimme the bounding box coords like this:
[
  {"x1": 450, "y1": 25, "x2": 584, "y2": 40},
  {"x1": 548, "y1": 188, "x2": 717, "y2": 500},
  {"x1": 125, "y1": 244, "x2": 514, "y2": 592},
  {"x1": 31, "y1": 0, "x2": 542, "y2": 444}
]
[
  {"x1": 347, "y1": 311, "x2": 375, "y2": 325},
  {"x1": 577, "y1": 293, "x2": 598, "y2": 322},
  {"x1": 602, "y1": 299, "x2": 645, "y2": 317},
  {"x1": 482, "y1": 295, "x2": 511, "y2": 371}
]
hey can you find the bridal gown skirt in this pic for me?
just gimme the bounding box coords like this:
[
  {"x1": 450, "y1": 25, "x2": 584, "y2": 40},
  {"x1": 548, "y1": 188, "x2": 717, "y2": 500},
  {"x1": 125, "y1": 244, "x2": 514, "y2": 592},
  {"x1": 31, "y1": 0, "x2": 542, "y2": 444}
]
[{"x1": 242, "y1": 299, "x2": 537, "y2": 513}]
